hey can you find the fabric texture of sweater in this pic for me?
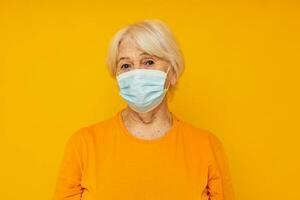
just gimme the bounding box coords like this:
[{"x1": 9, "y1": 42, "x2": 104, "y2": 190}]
[{"x1": 53, "y1": 109, "x2": 235, "y2": 200}]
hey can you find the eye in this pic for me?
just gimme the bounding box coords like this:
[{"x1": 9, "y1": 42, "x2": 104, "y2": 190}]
[
  {"x1": 145, "y1": 60, "x2": 155, "y2": 66},
  {"x1": 121, "y1": 63, "x2": 131, "y2": 70}
]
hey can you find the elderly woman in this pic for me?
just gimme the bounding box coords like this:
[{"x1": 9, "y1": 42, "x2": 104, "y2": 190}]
[{"x1": 53, "y1": 19, "x2": 235, "y2": 200}]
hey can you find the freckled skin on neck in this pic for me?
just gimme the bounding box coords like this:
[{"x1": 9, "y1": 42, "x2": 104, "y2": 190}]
[{"x1": 121, "y1": 96, "x2": 173, "y2": 140}]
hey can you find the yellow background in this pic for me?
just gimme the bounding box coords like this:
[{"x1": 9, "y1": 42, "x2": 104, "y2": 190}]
[{"x1": 1, "y1": 0, "x2": 299, "y2": 199}]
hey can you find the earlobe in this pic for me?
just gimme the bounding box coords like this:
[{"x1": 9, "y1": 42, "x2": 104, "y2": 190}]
[{"x1": 170, "y1": 72, "x2": 177, "y2": 85}]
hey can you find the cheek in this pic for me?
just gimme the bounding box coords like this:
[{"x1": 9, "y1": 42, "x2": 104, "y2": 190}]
[{"x1": 155, "y1": 59, "x2": 168, "y2": 68}]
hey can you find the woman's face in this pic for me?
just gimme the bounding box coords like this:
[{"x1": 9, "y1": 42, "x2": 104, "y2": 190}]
[{"x1": 116, "y1": 36, "x2": 176, "y2": 87}]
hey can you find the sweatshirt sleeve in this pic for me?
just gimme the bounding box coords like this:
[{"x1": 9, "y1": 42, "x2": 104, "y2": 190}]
[
  {"x1": 207, "y1": 132, "x2": 235, "y2": 200},
  {"x1": 52, "y1": 128, "x2": 86, "y2": 200}
]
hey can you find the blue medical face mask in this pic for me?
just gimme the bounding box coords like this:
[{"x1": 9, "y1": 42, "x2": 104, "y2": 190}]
[{"x1": 116, "y1": 66, "x2": 171, "y2": 113}]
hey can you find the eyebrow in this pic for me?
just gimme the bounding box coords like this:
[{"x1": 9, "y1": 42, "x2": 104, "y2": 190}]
[
  {"x1": 139, "y1": 52, "x2": 151, "y2": 57},
  {"x1": 117, "y1": 52, "x2": 152, "y2": 63}
]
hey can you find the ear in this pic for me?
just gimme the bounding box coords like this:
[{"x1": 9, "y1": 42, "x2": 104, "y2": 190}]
[
  {"x1": 167, "y1": 66, "x2": 177, "y2": 88},
  {"x1": 171, "y1": 75, "x2": 177, "y2": 86},
  {"x1": 169, "y1": 65, "x2": 177, "y2": 86}
]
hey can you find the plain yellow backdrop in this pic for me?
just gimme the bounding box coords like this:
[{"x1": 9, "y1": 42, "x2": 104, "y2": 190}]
[{"x1": 1, "y1": 0, "x2": 299, "y2": 199}]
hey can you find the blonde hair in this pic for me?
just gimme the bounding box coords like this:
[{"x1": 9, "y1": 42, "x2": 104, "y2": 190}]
[{"x1": 105, "y1": 19, "x2": 185, "y2": 81}]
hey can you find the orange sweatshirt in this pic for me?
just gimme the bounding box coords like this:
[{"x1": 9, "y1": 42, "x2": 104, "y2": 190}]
[{"x1": 53, "y1": 110, "x2": 235, "y2": 200}]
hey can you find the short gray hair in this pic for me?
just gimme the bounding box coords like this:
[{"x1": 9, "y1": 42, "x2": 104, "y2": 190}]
[{"x1": 105, "y1": 19, "x2": 185, "y2": 80}]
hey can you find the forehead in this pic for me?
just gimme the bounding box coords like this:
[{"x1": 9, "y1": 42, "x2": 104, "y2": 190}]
[
  {"x1": 118, "y1": 37, "x2": 143, "y2": 55},
  {"x1": 119, "y1": 35, "x2": 138, "y2": 48}
]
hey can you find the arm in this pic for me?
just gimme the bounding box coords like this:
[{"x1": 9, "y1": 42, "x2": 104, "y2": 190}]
[
  {"x1": 52, "y1": 128, "x2": 85, "y2": 200},
  {"x1": 207, "y1": 132, "x2": 235, "y2": 200}
]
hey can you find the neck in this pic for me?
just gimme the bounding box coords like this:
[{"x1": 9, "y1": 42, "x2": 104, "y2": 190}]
[{"x1": 122, "y1": 97, "x2": 172, "y2": 126}]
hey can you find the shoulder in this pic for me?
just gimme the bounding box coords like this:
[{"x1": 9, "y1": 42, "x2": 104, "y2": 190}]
[
  {"x1": 67, "y1": 112, "x2": 118, "y2": 144},
  {"x1": 176, "y1": 115, "x2": 224, "y2": 151},
  {"x1": 175, "y1": 116, "x2": 228, "y2": 166}
]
